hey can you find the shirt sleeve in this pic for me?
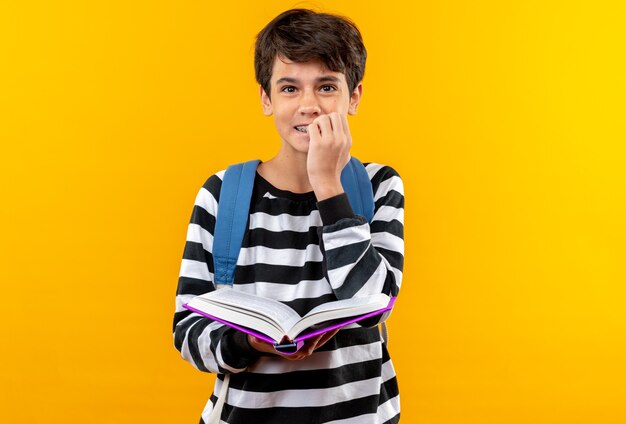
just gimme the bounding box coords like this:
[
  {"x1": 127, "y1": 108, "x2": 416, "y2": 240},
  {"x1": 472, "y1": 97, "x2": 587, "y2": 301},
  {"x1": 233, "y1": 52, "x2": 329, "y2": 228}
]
[
  {"x1": 316, "y1": 164, "x2": 405, "y2": 317},
  {"x1": 173, "y1": 173, "x2": 261, "y2": 374}
]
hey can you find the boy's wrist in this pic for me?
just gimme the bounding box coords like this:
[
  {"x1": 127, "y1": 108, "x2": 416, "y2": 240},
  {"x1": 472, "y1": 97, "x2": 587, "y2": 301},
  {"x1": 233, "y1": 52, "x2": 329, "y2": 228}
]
[
  {"x1": 226, "y1": 330, "x2": 263, "y2": 363},
  {"x1": 317, "y1": 192, "x2": 355, "y2": 225},
  {"x1": 313, "y1": 182, "x2": 344, "y2": 202}
]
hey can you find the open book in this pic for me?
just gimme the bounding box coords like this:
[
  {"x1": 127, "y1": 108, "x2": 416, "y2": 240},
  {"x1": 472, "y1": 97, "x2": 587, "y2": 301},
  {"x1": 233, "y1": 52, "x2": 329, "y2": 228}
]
[{"x1": 183, "y1": 289, "x2": 396, "y2": 354}]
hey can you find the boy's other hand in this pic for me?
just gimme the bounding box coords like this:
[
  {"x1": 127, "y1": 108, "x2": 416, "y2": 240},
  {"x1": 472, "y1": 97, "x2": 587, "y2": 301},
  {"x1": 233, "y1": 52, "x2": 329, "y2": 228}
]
[
  {"x1": 306, "y1": 112, "x2": 351, "y2": 201},
  {"x1": 248, "y1": 329, "x2": 339, "y2": 361}
]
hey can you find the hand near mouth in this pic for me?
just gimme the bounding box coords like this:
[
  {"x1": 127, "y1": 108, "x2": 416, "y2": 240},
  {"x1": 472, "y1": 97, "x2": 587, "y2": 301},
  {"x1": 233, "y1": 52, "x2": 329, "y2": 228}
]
[{"x1": 306, "y1": 112, "x2": 352, "y2": 201}]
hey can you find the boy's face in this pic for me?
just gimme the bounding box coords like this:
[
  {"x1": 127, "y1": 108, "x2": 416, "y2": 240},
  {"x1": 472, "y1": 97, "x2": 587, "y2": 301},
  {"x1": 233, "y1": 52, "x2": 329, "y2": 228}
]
[{"x1": 260, "y1": 56, "x2": 362, "y2": 154}]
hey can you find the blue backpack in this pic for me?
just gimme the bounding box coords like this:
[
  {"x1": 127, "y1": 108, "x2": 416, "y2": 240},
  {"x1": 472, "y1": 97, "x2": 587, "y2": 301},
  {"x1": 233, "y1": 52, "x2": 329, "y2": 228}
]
[{"x1": 212, "y1": 157, "x2": 375, "y2": 287}]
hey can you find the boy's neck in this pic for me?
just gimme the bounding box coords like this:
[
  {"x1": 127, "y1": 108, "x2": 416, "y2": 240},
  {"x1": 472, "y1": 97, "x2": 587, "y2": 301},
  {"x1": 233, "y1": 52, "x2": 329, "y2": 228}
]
[{"x1": 258, "y1": 149, "x2": 313, "y2": 194}]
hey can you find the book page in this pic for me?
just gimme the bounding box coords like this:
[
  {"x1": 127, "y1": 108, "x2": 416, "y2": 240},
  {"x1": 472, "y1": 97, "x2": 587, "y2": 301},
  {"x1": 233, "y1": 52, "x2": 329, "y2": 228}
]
[
  {"x1": 194, "y1": 289, "x2": 301, "y2": 333},
  {"x1": 287, "y1": 293, "x2": 391, "y2": 339},
  {"x1": 187, "y1": 303, "x2": 286, "y2": 342},
  {"x1": 303, "y1": 293, "x2": 390, "y2": 317}
]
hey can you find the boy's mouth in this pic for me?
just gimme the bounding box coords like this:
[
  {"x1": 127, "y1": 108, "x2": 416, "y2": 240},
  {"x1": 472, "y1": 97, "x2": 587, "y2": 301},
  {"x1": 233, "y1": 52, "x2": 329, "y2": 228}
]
[{"x1": 294, "y1": 126, "x2": 308, "y2": 133}]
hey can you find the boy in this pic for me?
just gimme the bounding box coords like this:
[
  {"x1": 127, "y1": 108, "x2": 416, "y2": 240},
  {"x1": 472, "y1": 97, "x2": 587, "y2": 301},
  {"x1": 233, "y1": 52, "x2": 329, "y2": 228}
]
[{"x1": 174, "y1": 9, "x2": 404, "y2": 424}]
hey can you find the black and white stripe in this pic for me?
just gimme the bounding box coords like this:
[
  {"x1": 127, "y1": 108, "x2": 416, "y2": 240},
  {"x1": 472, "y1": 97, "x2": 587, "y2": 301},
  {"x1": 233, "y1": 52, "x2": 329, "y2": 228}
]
[{"x1": 174, "y1": 163, "x2": 404, "y2": 423}]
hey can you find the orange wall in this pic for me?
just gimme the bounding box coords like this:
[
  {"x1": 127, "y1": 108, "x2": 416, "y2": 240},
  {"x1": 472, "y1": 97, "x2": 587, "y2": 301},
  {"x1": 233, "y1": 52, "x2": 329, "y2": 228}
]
[{"x1": 1, "y1": 1, "x2": 625, "y2": 423}]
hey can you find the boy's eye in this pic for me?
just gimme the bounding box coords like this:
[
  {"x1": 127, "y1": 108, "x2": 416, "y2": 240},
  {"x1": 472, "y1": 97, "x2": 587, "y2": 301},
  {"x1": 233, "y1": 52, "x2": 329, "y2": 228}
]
[
  {"x1": 281, "y1": 86, "x2": 296, "y2": 93},
  {"x1": 320, "y1": 85, "x2": 337, "y2": 92}
]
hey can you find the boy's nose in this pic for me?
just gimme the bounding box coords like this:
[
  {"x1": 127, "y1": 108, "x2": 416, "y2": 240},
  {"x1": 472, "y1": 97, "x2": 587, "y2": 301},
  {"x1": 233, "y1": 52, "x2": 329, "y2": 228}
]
[{"x1": 298, "y1": 92, "x2": 321, "y2": 115}]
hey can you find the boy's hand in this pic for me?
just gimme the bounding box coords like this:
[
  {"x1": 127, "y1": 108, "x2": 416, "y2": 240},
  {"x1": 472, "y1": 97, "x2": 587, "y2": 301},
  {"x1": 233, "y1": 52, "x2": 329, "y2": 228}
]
[
  {"x1": 306, "y1": 112, "x2": 352, "y2": 201},
  {"x1": 248, "y1": 329, "x2": 339, "y2": 361}
]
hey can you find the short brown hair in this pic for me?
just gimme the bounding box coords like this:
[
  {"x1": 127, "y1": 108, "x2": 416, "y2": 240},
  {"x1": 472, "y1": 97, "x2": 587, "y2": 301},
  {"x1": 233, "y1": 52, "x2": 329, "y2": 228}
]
[{"x1": 254, "y1": 9, "x2": 367, "y2": 98}]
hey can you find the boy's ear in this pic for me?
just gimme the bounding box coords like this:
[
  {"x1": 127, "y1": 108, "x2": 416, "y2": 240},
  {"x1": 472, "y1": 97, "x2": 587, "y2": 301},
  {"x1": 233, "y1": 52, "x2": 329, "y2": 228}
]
[
  {"x1": 348, "y1": 82, "x2": 363, "y2": 116},
  {"x1": 260, "y1": 85, "x2": 273, "y2": 116}
]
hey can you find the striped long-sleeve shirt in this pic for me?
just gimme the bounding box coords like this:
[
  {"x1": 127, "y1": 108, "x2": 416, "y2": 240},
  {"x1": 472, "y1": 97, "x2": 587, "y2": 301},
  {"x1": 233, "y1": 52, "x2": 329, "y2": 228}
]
[{"x1": 173, "y1": 162, "x2": 404, "y2": 424}]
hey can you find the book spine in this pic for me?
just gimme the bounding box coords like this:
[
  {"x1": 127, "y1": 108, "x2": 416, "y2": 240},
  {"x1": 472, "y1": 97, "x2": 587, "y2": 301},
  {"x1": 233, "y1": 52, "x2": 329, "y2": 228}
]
[{"x1": 273, "y1": 340, "x2": 306, "y2": 355}]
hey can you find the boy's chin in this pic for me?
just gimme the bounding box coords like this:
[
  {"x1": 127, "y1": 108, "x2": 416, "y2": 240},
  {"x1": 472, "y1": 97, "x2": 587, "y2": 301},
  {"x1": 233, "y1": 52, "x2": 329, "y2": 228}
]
[
  {"x1": 291, "y1": 146, "x2": 310, "y2": 155},
  {"x1": 283, "y1": 138, "x2": 310, "y2": 154}
]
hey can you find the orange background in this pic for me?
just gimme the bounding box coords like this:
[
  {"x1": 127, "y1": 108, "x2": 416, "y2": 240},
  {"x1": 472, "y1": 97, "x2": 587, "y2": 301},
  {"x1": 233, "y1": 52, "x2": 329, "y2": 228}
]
[{"x1": 1, "y1": 1, "x2": 625, "y2": 423}]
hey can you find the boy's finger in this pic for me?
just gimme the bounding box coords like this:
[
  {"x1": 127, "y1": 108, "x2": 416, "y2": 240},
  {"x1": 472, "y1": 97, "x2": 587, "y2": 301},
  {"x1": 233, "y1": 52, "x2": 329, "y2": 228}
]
[
  {"x1": 314, "y1": 115, "x2": 333, "y2": 142},
  {"x1": 315, "y1": 329, "x2": 340, "y2": 350},
  {"x1": 329, "y1": 113, "x2": 344, "y2": 139},
  {"x1": 298, "y1": 334, "x2": 324, "y2": 355},
  {"x1": 283, "y1": 354, "x2": 303, "y2": 361},
  {"x1": 308, "y1": 333, "x2": 326, "y2": 352},
  {"x1": 341, "y1": 114, "x2": 352, "y2": 142},
  {"x1": 307, "y1": 121, "x2": 322, "y2": 143}
]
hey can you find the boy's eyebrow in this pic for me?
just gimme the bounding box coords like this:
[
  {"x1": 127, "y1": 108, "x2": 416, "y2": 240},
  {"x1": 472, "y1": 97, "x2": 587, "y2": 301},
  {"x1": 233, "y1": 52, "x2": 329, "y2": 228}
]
[{"x1": 275, "y1": 76, "x2": 342, "y2": 85}]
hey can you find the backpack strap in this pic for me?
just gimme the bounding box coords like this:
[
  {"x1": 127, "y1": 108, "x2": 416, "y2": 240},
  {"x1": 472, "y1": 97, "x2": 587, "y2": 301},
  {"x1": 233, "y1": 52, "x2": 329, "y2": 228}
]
[
  {"x1": 213, "y1": 159, "x2": 261, "y2": 287},
  {"x1": 381, "y1": 322, "x2": 389, "y2": 346},
  {"x1": 340, "y1": 157, "x2": 375, "y2": 223}
]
